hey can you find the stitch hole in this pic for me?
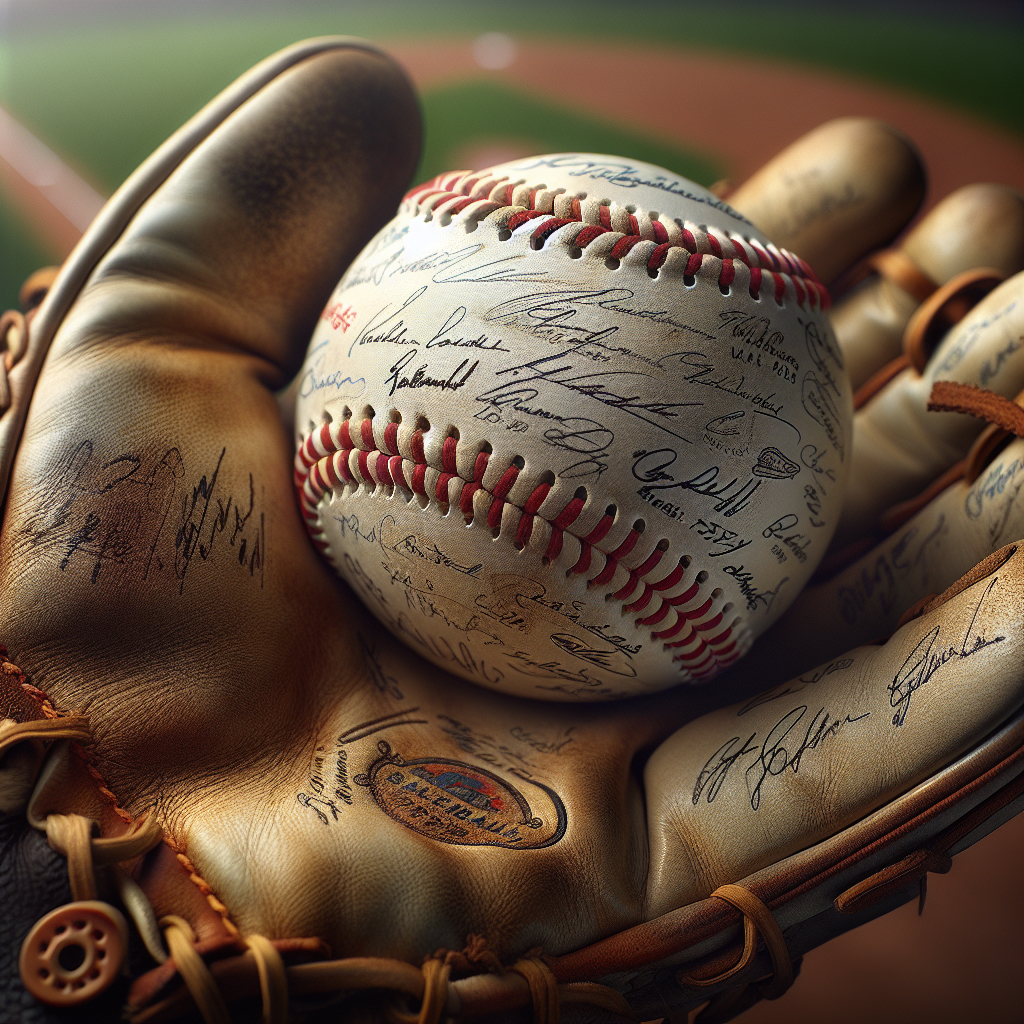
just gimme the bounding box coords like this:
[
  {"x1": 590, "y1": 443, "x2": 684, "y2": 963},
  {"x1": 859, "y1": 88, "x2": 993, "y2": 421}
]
[
  {"x1": 605, "y1": 257, "x2": 621, "y2": 271},
  {"x1": 719, "y1": 282, "x2": 731, "y2": 296},
  {"x1": 683, "y1": 273, "x2": 696, "y2": 288},
  {"x1": 722, "y1": 602, "x2": 734, "y2": 615},
  {"x1": 480, "y1": 440, "x2": 493, "y2": 455},
  {"x1": 679, "y1": 555, "x2": 691, "y2": 569},
  {"x1": 492, "y1": 527, "x2": 501, "y2": 539},
  {"x1": 656, "y1": 538, "x2": 670, "y2": 552},
  {"x1": 389, "y1": 409, "x2": 402, "y2": 424},
  {"x1": 624, "y1": 204, "x2": 637, "y2": 214},
  {"x1": 415, "y1": 415, "x2": 431, "y2": 433},
  {"x1": 748, "y1": 286, "x2": 761, "y2": 302},
  {"x1": 633, "y1": 518, "x2": 646, "y2": 533},
  {"x1": 361, "y1": 405, "x2": 376, "y2": 421},
  {"x1": 574, "y1": 486, "x2": 588, "y2": 504},
  {"x1": 541, "y1": 556, "x2": 551, "y2": 567},
  {"x1": 342, "y1": 406, "x2": 353, "y2": 420},
  {"x1": 711, "y1": 588, "x2": 723, "y2": 600},
  {"x1": 322, "y1": 410, "x2": 334, "y2": 424},
  {"x1": 605, "y1": 503, "x2": 617, "y2": 520},
  {"x1": 306, "y1": 420, "x2": 317, "y2": 436},
  {"x1": 568, "y1": 246, "x2": 583, "y2": 259},
  {"x1": 695, "y1": 570, "x2": 709, "y2": 584},
  {"x1": 498, "y1": 228, "x2": 512, "y2": 241},
  {"x1": 539, "y1": 470, "x2": 556, "y2": 487},
  {"x1": 512, "y1": 455, "x2": 525, "y2": 470},
  {"x1": 447, "y1": 426, "x2": 460, "y2": 441},
  {"x1": 647, "y1": 266, "x2": 660, "y2": 280}
]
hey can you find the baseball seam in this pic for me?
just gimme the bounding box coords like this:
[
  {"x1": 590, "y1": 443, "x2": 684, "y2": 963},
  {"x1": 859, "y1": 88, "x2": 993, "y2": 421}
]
[
  {"x1": 295, "y1": 418, "x2": 743, "y2": 681},
  {"x1": 404, "y1": 171, "x2": 830, "y2": 311}
]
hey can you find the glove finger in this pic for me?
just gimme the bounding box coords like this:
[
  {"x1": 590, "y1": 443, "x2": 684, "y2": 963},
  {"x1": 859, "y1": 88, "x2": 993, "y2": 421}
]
[
  {"x1": 832, "y1": 183, "x2": 1024, "y2": 391},
  {"x1": 725, "y1": 117, "x2": 925, "y2": 285},
  {"x1": 728, "y1": 425, "x2": 1024, "y2": 693},
  {"x1": 0, "y1": 41, "x2": 419, "y2": 745},
  {"x1": 643, "y1": 540, "x2": 1024, "y2": 918},
  {"x1": 835, "y1": 271, "x2": 1024, "y2": 547}
]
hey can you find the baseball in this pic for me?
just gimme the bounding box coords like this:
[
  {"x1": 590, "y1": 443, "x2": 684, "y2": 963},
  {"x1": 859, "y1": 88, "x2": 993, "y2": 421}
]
[{"x1": 294, "y1": 154, "x2": 852, "y2": 700}]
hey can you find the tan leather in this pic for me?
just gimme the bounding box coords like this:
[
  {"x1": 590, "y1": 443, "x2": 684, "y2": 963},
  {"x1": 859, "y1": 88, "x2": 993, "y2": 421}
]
[
  {"x1": 727, "y1": 117, "x2": 926, "y2": 284},
  {"x1": 836, "y1": 274, "x2": 1024, "y2": 546},
  {"x1": 0, "y1": 40, "x2": 1021, "y2": 1024},
  {"x1": 832, "y1": 184, "x2": 1024, "y2": 390}
]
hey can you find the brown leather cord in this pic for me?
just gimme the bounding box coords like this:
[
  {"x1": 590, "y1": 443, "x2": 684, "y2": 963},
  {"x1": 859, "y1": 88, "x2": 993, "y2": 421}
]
[
  {"x1": 384, "y1": 958, "x2": 451, "y2": 1024},
  {"x1": 822, "y1": 386, "x2": 1024, "y2": 580},
  {"x1": 511, "y1": 957, "x2": 561, "y2": 1024},
  {"x1": 0, "y1": 715, "x2": 91, "y2": 758},
  {"x1": 867, "y1": 248, "x2": 937, "y2": 304},
  {"x1": 245, "y1": 935, "x2": 288, "y2": 1024},
  {"x1": 115, "y1": 867, "x2": 169, "y2": 964},
  {"x1": 418, "y1": 959, "x2": 451, "y2": 1024},
  {"x1": 853, "y1": 352, "x2": 910, "y2": 410},
  {"x1": 836, "y1": 766, "x2": 1024, "y2": 916},
  {"x1": 854, "y1": 268, "x2": 1008, "y2": 412},
  {"x1": 1, "y1": 309, "x2": 27, "y2": 372},
  {"x1": 679, "y1": 885, "x2": 793, "y2": 1000},
  {"x1": 45, "y1": 813, "x2": 99, "y2": 901},
  {"x1": 903, "y1": 268, "x2": 1006, "y2": 374},
  {"x1": 161, "y1": 916, "x2": 232, "y2": 1024},
  {"x1": 928, "y1": 381, "x2": 1024, "y2": 438}
]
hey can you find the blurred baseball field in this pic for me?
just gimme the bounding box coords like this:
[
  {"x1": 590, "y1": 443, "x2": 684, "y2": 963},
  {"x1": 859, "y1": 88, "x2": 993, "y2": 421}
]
[
  {"x1": 1, "y1": 0, "x2": 1022, "y2": 308},
  {"x1": 0, "y1": 3, "x2": 1021, "y2": 1022}
]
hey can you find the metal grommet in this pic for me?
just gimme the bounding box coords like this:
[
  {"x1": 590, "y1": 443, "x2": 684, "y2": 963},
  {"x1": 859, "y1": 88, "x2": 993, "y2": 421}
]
[{"x1": 19, "y1": 900, "x2": 128, "y2": 1006}]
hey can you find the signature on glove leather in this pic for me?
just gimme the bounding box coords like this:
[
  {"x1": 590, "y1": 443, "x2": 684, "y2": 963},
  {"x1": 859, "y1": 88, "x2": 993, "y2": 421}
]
[
  {"x1": 888, "y1": 576, "x2": 1005, "y2": 727},
  {"x1": 21, "y1": 439, "x2": 266, "y2": 592}
]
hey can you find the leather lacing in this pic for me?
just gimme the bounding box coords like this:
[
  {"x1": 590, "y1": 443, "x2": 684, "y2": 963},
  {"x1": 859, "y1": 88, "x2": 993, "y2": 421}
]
[
  {"x1": 4, "y1": 690, "x2": 637, "y2": 1023},
  {"x1": 0, "y1": 706, "x2": 292, "y2": 1024},
  {"x1": 0, "y1": 267, "x2": 59, "y2": 416},
  {"x1": 676, "y1": 883, "x2": 796, "y2": 1024},
  {"x1": 403, "y1": 170, "x2": 829, "y2": 311}
]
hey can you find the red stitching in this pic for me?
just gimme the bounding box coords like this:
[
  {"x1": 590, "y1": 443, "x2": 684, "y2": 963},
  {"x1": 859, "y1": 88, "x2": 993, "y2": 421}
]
[
  {"x1": 296, "y1": 423, "x2": 740, "y2": 680},
  {"x1": 407, "y1": 168, "x2": 829, "y2": 311}
]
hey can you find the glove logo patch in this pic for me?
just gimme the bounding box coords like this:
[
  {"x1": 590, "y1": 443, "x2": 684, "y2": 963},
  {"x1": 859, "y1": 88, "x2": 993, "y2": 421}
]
[{"x1": 354, "y1": 740, "x2": 567, "y2": 848}]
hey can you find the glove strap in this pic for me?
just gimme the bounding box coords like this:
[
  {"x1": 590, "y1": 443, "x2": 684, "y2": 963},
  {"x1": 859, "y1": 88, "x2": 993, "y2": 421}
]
[{"x1": 679, "y1": 883, "x2": 794, "y2": 999}]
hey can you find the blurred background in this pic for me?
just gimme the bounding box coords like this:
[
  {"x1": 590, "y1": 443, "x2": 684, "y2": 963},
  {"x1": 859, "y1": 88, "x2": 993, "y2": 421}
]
[{"x1": 1, "y1": 1, "x2": 1021, "y2": 1021}]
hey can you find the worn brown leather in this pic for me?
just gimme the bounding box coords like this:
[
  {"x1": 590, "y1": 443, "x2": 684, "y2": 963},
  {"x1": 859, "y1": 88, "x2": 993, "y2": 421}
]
[{"x1": 0, "y1": 41, "x2": 1021, "y2": 1024}]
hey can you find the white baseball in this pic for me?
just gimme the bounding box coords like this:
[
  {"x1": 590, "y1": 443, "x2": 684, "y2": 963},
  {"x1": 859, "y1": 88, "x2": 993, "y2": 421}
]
[{"x1": 294, "y1": 154, "x2": 852, "y2": 700}]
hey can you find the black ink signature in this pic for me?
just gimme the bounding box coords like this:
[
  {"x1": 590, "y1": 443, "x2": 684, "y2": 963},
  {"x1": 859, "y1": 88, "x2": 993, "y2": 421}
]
[
  {"x1": 889, "y1": 577, "x2": 1005, "y2": 727},
  {"x1": 174, "y1": 448, "x2": 265, "y2": 593},
  {"x1": 723, "y1": 563, "x2": 789, "y2": 613},
  {"x1": 384, "y1": 349, "x2": 478, "y2": 398},
  {"x1": 633, "y1": 448, "x2": 762, "y2": 517},
  {"x1": 299, "y1": 340, "x2": 367, "y2": 400}
]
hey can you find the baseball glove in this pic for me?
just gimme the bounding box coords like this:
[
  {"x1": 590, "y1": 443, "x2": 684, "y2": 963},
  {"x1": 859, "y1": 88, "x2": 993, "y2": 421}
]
[{"x1": 1, "y1": 38, "x2": 1022, "y2": 1024}]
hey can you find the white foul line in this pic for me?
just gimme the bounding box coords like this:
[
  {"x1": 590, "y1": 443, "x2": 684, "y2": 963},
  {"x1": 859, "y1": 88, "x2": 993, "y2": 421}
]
[{"x1": 0, "y1": 104, "x2": 105, "y2": 233}]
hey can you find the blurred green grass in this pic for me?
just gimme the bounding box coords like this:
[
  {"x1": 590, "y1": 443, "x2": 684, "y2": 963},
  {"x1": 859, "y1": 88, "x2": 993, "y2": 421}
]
[
  {"x1": 0, "y1": 2, "x2": 1020, "y2": 309},
  {"x1": 419, "y1": 81, "x2": 721, "y2": 187}
]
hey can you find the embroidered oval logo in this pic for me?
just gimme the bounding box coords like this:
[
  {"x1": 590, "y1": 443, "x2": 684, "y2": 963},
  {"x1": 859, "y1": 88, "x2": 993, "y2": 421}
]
[{"x1": 354, "y1": 741, "x2": 567, "y2": 848}]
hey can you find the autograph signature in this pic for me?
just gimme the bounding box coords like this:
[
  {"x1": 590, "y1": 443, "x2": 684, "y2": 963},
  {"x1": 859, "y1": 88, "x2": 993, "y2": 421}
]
[{"x1": 888, "y1": 577, "x2": 1005, "y2": 727}]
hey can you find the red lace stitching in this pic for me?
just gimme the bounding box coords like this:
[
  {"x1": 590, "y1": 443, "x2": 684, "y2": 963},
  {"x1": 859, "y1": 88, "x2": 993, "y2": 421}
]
[
  {"x1": 295, "y1": 421, "x2": 743, "y2": 681},
  {"x1": 403, "y1": 172, "x2": 829, "y2": 311}
]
